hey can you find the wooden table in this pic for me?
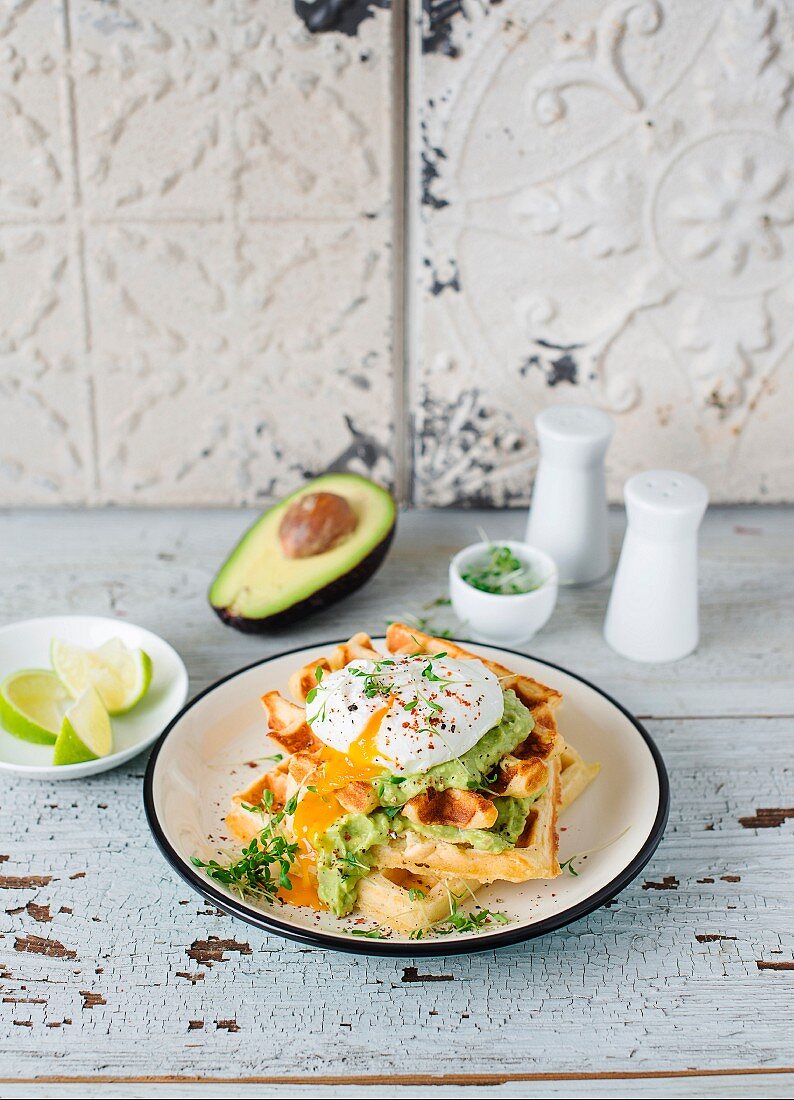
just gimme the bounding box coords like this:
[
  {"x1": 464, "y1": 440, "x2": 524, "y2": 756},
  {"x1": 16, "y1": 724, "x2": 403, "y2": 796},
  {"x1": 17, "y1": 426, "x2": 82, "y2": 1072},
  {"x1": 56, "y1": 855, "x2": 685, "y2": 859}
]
[{"x1": 0, "y1": 507, "x2": 792, "y2": 1099}]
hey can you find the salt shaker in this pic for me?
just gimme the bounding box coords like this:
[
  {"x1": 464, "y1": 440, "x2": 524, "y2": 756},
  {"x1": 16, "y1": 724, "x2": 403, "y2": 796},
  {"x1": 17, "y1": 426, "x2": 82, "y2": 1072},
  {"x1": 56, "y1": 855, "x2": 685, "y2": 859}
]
[
  {"x1": 604, "y1": 471, "x2": 708, "y2": 663},
  {"x1": 525, "y1": 405, "x2": 614, "y2": 585}
]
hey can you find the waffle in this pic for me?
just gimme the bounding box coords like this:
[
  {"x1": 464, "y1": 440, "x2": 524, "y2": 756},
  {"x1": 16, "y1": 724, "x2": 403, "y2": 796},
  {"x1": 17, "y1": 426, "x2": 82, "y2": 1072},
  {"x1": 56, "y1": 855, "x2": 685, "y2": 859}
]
[
  {"x1": 364, "y1": 624, "x2": 566, "y2": 883},
  {"x1": 222, "y1": 626, "x2": 599, "y2": 933},
  {"x1": 560, "y1": 740, "x2": 602, "y2": 812},
  {"x1": 372, "y1": 756, "x2": 562, "y2": 883},
  {"x1": 356, "y1": 869, "x2": 479, "y2": 935}
]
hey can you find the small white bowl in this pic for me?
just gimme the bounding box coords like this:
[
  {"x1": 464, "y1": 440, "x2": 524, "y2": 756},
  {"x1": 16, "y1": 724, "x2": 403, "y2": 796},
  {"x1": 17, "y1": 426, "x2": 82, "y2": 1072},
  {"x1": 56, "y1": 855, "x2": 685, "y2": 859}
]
[
  {"x1": 449, "y1": 541, "x2": 558, "y2": 647},
  {"x1": 0, "y1": 616, "x2": 188, "y2": 780}
]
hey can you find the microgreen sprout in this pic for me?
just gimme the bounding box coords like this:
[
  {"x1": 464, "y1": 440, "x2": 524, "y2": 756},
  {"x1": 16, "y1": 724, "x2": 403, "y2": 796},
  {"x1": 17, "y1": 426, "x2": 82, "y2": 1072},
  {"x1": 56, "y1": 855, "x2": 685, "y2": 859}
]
[
  {"x1": 557, "y1": 826, "x2": 631, "y2": 878},
  {"x1": 349, "y1": 664, "x2": 392, "y2": 700},
  {"x1": 341, "y1": 653, "x2": 459, "y2": 706},
  {"x1": 192, "y1": 792, "x2": 299, "y2": 903},
  {"x1": 461, "y1": 541, "x2": 543, "y2": 596},
  {"x1": 421, "y1": 660, "x2": 447, "y2": 683},
  {"x1": 424, "y1": 596, "x2": 451, "y2": 609},
  {"x1": 428, "y1": 888, "x2": 509, "y2": 936},
  {"x1": 304, "y1": 666, "x2": 324, "y2": 705},
  {"x1": 421, "y1": 693, "x2": 443, "y2": 713},
  {"x1": 307, "y1": 697, "x2": 327, "y2": 725},
  {"x1": 338, "y1": 853, "x2": 369, "y2": 873},
  {"x1": 306, "y1": 666, "x2": 329, "y2": 725},
  {"x1": 241, "y1": 788, "x2": 274, "y2": 814}
]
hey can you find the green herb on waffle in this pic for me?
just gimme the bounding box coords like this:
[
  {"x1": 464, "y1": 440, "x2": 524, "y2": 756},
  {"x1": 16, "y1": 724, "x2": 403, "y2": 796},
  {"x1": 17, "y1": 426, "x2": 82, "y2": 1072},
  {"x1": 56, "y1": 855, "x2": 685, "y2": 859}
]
[{"x1": 192, "y1": 794, "x2": 299, "y2": 902}]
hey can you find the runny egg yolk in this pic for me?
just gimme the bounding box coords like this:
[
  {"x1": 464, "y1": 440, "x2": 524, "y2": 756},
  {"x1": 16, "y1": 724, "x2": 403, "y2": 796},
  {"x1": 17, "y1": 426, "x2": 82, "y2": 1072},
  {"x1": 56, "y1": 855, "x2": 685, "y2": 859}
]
[
  {"x1": 277, "y1": 851, "x2": 324, "y2": 910},
  {"x1": 291, "y1": 699, "x2": 393, "y2": 876}
]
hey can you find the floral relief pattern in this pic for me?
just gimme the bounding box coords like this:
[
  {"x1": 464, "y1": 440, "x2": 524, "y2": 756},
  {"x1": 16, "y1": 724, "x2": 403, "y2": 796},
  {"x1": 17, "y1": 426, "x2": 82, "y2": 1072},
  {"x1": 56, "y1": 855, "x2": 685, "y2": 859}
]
[
  {"x1": 0, "y1": 228, "x2": 90, "y2": 501},
  {"x1": 414, "y1": 0, "x2": 794, "y2": 504},
  {"x1": 680, "y1": 297, "x2": 772, "y2": 410},
  {"x1": 667, "y1": 151, "x2": 794, "y2": 276},
  {"x1": 3, "y1": 0, "x2": 794, "y2": 506},
  {"x1": 513, "y1": 162, "x2": 643, "y2": 258},
  {"x1": 696, "y1": 0, "x2": 792, "y2": 122},
  {"x1": 527, "y1": 0, "x2": 663, "y2": 125},
  {"x1": 0, "y1": 0, "x2": 394, "y2": 504}
]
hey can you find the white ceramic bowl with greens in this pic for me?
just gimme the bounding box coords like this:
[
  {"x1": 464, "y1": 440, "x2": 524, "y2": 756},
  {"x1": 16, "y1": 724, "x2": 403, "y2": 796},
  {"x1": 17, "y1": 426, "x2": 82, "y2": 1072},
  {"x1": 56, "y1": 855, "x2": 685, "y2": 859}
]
[{"x1": 450, "y1": 540, "x2": 558, "y2": 646}]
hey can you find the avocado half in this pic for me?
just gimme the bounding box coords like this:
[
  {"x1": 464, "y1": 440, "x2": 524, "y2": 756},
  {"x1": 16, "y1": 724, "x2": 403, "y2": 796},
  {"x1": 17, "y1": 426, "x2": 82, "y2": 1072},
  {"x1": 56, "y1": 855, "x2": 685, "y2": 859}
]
[{"x1": 209, "y1": 473, "x2": 396, "y2": 631}]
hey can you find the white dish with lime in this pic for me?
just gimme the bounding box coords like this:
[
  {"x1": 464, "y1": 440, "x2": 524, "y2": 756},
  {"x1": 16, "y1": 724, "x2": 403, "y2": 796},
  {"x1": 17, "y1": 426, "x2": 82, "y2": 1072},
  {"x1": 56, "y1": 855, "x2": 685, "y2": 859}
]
[{"x1": 0, "y1": 616, "x2": 188, "y2": 779}]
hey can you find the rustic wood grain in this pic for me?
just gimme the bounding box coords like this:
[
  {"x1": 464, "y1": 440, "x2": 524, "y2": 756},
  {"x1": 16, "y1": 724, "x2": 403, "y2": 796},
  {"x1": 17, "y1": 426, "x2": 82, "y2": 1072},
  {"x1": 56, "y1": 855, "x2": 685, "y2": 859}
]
[
  {"x1": 4, "y1": 507, "x2": 792, "y2": 718},
  {"x1": 0, "y1": 507, "x2": 792, "y2": 1095},
  {"x1": 1, "y1": 1069, "x2": 794, "y2": 1099}
]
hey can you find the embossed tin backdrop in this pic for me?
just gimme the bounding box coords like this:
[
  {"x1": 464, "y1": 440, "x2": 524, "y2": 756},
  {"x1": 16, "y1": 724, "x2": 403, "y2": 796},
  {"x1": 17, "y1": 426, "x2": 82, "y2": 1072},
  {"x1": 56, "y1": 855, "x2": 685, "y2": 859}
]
[{"x1": 1, "y1": 0, "x2": 792, "y2": 506}]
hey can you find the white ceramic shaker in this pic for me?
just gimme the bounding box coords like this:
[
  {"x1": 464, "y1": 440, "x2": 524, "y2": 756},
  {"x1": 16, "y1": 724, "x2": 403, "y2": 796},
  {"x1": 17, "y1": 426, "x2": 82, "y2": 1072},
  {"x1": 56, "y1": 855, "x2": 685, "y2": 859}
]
[
  {"x1": 604, "y1": 471, "x2": 709, "y2": 663},
  {"x1": 525, "y1": 405, "x2": 614, "y2": 585}
]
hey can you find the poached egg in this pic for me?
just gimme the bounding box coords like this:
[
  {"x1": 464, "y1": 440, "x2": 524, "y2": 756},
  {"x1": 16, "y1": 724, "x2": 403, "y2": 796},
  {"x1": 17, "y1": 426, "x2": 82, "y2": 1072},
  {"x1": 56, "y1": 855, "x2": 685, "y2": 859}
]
[{"x1": 306, "y1": 654, "x2": 504, "y2": 775}]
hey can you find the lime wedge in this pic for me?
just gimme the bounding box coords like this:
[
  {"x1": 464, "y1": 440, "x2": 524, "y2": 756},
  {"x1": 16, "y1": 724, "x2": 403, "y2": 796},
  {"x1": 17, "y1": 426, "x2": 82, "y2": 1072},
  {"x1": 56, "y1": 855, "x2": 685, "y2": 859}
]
[
  {"x1": 0, "y1": 669, "x2": 71, "y2": 745},
  {"x1": 51, "y1": 637, "x2": 152, "y2": 715},
  {"x1": 53, "y1": 687, "x2": 113, "y2": 765}
]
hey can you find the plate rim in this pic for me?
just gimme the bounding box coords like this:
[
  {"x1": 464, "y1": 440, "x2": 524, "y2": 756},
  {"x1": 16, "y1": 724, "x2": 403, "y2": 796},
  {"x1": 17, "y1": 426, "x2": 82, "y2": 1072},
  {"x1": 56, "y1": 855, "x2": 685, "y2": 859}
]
[
  {"x1": 0, "y1": 614, "x2": 189, "y2": 779},
  {"x1": 143, "y1": 637, "x2": 670, "y2": 958}
]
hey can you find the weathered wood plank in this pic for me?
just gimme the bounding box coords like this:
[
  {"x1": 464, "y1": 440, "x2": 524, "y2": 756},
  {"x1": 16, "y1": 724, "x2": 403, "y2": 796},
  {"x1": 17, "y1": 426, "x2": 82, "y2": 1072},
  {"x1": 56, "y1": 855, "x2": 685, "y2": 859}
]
[
  {"x1": 4, "y1": 1071, "x2": 794, "y2": 1099},
  {"x1": 2, "y1": 506, "x2": 793, "y2": 718},
  {"x1": 0, "y1": 507, "x2": 792, "y2": 1088},
  {"x1": 0, "y1": 714, "x2": 791, "y2": 1080}
]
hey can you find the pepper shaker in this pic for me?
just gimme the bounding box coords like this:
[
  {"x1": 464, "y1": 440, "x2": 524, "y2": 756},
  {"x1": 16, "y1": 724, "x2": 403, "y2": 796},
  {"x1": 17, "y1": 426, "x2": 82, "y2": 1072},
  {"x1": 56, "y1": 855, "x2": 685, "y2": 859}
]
[
  {"x1": 604, "y1": 471, "x2": 708, "y2": 663},
  {"x1": 525, "y1": 405, "x2": 614, "y2": 585}
]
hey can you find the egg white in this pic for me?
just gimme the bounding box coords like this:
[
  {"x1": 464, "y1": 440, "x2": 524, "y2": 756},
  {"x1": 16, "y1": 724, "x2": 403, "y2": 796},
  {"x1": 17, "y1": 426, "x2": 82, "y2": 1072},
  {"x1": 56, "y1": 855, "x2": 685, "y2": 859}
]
[{"x1": 306, "y1": 655, "x2": 504, "y2": 774}]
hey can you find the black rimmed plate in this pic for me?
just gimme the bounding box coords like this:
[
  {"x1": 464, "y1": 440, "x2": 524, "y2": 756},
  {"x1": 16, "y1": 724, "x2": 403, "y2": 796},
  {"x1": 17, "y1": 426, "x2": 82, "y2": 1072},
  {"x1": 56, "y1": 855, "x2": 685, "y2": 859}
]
[{"x1": 144, "y1": 638, "x2": 669, "y2": 957}]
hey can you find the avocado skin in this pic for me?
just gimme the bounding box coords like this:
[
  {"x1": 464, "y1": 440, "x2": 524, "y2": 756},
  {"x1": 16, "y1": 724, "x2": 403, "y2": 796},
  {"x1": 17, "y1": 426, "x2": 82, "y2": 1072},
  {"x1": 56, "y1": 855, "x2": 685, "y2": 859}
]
[{"x1": 213, "y1": 519, "x2": 396, "y2": 632}]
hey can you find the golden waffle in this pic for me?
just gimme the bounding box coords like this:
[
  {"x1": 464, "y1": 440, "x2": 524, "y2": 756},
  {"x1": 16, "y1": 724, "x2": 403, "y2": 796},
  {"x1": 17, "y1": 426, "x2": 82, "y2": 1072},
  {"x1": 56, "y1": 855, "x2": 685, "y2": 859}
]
[
  {"x1": 357, "y1": 869, "x2": 480, "y2": 935},
  {"x1": 226, "y1": 766, "x2": 293, "y2": 843},
  {"x1": 373, "y1": 756, "x2": 562, "y2": 884},
  {"x1": 560, "y1": 740, "x2": 601, "y2": 812},
  {"x1": 402, "y1": 787, "x2": 499, "y2": 830},
  {"x1": 260, "y1": 690, "x2": 321, "y2": 756},
  {"x1": 288, "y1": 632, "x2": 381, "y2": 703},
  {"x1": 223, "y1": 628, "x2": 599, "y2": 930}
]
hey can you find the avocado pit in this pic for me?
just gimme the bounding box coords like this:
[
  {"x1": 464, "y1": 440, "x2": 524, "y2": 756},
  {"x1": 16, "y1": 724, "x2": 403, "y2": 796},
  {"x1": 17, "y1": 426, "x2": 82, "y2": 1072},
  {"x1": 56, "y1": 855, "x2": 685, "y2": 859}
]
[
  {"x1": 209, "y1": 473, "x2": 396, "y2": 631},
  {"x1": 279, "y1": 491, "x2": 358, "y2": 559}
]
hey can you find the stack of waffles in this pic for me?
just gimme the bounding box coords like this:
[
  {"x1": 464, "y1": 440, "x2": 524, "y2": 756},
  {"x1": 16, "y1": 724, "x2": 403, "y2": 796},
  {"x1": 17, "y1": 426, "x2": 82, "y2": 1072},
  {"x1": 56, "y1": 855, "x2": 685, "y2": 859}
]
[{"x1": 226, "y1": 624, "x2": 600, "y2": 934}]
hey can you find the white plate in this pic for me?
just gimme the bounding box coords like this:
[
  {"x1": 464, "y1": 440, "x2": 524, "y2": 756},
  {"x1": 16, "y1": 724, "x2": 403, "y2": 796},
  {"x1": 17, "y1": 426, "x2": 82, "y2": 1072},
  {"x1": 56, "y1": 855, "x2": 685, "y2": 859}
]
[
  {"x1": 145, "y1": 638, "x2": 668, "y2": 957},
  {"x1": 0, "y1": 616, "x2": 188, "y2": 780}
]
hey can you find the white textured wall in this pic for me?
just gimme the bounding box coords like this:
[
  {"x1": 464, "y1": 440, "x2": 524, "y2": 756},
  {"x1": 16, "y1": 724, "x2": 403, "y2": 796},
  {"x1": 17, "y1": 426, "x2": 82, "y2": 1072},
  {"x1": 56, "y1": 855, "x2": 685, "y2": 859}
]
[
  {"x1": 1, "y1": 0, "x2": 793, "y2": 506},
  {"x1": 0, "y1": 0, "x2": 394, "y2": 505},
  {"x1": 413, "y1": 0, "x2": 794, "y2": 505}
]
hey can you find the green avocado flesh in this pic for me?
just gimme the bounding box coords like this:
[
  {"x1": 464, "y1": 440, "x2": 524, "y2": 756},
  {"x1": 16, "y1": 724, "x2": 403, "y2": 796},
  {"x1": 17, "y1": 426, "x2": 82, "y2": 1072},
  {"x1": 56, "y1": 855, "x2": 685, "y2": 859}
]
[
  {"x1": 375, "y1": 688, "x2": 532, "y2": 807},
  {"x1": 314, "y1": 689, "x2": 537, "y2": 916},
  {"x1": 402, "y1": 793, "x2": 543, "y2": 853},
  {"x1": 316, "y1": 810, "x2": 395, "y2": 915},
  {"x1": 209, "y1": 473, "x2": 396, "y2": 630}
]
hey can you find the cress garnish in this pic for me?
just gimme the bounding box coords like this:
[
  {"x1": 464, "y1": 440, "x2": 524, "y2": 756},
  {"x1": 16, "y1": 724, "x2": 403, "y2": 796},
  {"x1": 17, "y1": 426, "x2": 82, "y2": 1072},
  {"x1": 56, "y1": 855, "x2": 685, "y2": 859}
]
[
  {"x1": 408, "y1": 888, "x2": 509, "y2": 939},
  {"x1": 191, "y1": 793, "x2": 299, "y2": 902},
  {"x1": 461, "y1": 543, "x2": 542, "y2": 596}
]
